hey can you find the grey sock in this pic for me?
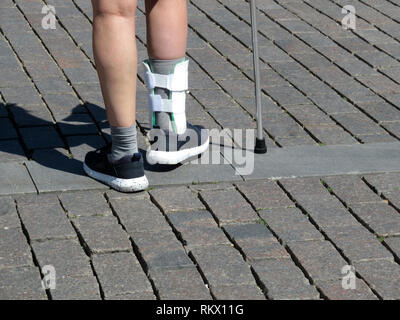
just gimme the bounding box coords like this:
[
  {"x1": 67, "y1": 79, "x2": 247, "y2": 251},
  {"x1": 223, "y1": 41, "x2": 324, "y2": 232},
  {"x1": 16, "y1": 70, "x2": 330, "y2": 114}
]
[
  {"x1": 149, "y1": 57, "x2": 186, "y2": 132},
  {"x1": 110, "y1": 124, "x2": 138, "y2": 162}
]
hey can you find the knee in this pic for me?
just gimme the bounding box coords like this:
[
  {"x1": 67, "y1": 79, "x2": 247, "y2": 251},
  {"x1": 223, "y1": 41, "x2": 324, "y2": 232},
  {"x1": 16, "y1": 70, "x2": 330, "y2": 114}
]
[{"x1": 92, "y1": 0, "x2": 138, "y2": 19}]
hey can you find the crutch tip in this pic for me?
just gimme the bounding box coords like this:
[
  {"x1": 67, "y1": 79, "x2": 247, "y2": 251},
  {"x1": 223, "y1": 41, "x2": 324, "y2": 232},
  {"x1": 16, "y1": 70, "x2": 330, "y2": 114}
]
[{"x1": 254, "y1": 138, "x2": 267, "y2": 154}]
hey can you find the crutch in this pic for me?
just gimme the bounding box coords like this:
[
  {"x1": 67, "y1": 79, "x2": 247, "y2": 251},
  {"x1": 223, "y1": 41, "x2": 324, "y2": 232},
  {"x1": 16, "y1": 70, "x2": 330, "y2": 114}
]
[{"x1": 249, "y1": 0, "x2": 267, "y2": 154}]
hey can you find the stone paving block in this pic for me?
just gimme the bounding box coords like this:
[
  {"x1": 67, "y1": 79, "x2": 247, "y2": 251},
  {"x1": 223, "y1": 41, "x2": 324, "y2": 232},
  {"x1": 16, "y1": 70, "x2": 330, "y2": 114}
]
[
  {"x1": 301, "y1": 202, "x2": 359, "y2": 229},
  {"x1": 55, "y1": 113, "x2": 98, "y2": 136},
  {"x1": 317, "y1": 279, "x2": 378, "y2": 300},
  {"x1": 106, "y1": 292, "x2": 156, "y2": 300},
  {"x1": 167, "y1": 210, "x2": 215, "y2": 228},
  {"x1": 150, "y1": 267, "x2": 211, "y2": 300},
  {"x1": 105, "y1": 189, "x2": 150, "y2": 201},
  {"x1": 20, "y1": 126, "x2": 64, "y2": 150},
  {"x1": 0, "y1": 140, "x2": 26, "y2": 163},
  {"x1": 92, "y1": 252, "x2": 152, "y2": 298},
  {"x1": 8, "y1": 103, "x2": 54, "y2": 127},
  {"x1": 350, "y1": 202, "x2": 400, "y2": 237},
  {"x1": 252, "y1": 259, "x2": 320, "y2": 300},
  {"x1": 131, "y1": 230, "x2": 193, "y2": 270},
  {"x1": 50, "y1": 274, "x2": 101, "y2": 300},
  {"x1": 177, "y1": 224, "x2": 231, "y2": 249},
  {"x1": 0, "y1": 118, "x2": 18, "y2": 139},
  {"x1": 363, "y1": 173, "x2": 400, "y2": 193},
  {"x1": 72, "y1": 215, "x2": 131, "y2": 254},
  {"x1": 18, "y1": 203, "x2": 76, "y2": 241},
  {"x1": 190, "y1": 244, "x2": 256, "y2": 287},
  {"x1": 323, "y1": 175, "x2": 383, "y2": 204},
  {"x1": 0, "y1": 228, "x2": 32, "y2": 269},
  {"x1": 329, "y1": 232, "x2": 393, "y2": 263},
  {"x1": 260, "y1": 207, "x2": 324, "y2": 243},
  {"x1": 26, "y1": 148, "x2": 106, "y2": 192},
  {"x1": 59, "y1": 190, "x2": 112, "y2": 217},
  {"x1": 223, "y1": 223, "x2": 276, "y2": 246},
  {"x1": 279, "y1": 176, "x2": 329, "y2": 196},
  {"x1": 110, "y1": 197, "x2": 171, "y2": 233},
  {"x1": 241, "y1": 241, "x2": 291, "y2": 262},
  {"x1": 200, "y1": 189, "x2": 258, "y2": 225},
  {"x1": 32, "y1": 239, "x2": 91, "y2": 277},
  {"x1": 0, "y1": 196, "x2": 20, "y2": 229},
  {"x1": 212, "y1": 285, "x2": 265, "y2": 300},
  {"x1": 288, "y1": 240, "x2": 348, "y2": 281},
  {"x1": 15, "y1": 193, "x2": 59, "y2": 207},
  {"x1": 1, "y1": 86, "x2": 43, "y2": 106},
  {"x1": 384, "y1": 237, "x2": 400, "y2": 260},
  {"x1": 149, "y1": 186, "x2": 204, "y2": 213},
  {"x1": 0, "y1": 266, "x2": 47, "y2": 300},
  {"x1": 67, "y1": 134, "x2": 107, "y2": 162},
  {"x1": 354, "y1": 259, "x2": 400, "y2": 300},
  {"x1": 236, "y1": 180, "x2": 293, "y2": 210}
]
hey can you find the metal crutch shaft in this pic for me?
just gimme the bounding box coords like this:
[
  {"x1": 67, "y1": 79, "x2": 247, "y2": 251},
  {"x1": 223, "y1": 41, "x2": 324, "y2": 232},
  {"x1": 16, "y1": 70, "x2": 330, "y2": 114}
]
[{"x1": 250, "y1": 0, "x2": 267, "y2": 154}]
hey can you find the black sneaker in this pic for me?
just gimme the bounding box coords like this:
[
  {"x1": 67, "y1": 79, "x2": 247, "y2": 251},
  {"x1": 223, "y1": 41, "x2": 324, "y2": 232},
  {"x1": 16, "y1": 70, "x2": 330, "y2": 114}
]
[
  {"x1": 146, "y1": 123, "x2": 209, "y2": 165},
  {"x1": 83, "y1": 145, "x2": 149, "y2": 192}
]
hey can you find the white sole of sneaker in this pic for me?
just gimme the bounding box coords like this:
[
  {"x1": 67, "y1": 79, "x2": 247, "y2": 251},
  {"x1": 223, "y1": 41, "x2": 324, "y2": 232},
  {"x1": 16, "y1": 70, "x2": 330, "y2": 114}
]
[
  {"x1": 83, "y1": 163, "x2": 149, "y2": 192},
  {"x1": 146, "y1": 137, "x2": 210, "y2": 165}
]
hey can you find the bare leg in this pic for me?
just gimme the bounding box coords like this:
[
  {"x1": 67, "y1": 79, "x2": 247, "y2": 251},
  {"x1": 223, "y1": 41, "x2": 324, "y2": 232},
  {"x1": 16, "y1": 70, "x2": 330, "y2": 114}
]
[
  {"x1": 91, "y1": 0, "x2": 138, "y2": 127},
  {"x1": 145, "y1": 0, "x2": 187, "y2": 60}
]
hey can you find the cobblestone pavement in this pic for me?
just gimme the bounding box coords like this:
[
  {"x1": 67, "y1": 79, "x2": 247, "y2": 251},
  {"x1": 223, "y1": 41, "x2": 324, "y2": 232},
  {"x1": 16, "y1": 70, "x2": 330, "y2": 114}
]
[{"x1": 1, "y1": 0, "x2": 400, "y2": 299}]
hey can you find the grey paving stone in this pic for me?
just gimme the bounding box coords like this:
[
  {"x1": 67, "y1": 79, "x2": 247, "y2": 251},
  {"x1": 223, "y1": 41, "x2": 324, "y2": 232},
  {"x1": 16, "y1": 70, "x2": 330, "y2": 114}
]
[
  {"x1": 1, "y1": 86, "x2": 43, "y2": 106},
  {"x1": 0, "y1": 118, "x2": 17, "y2": 139},
  {"x1": 244, "y1": 142, "x2": 400, "y2": 181},
  {"x1": 92, "y1": 252, "x2": 152, "y2": 298},
  {"x1": 252, "y1": 259, "x2": 320, "y2": 300},
  {"x1": 150, "y1": 186, "x2": 204, "y2": 213},
  {"x1": 106, "y1": 292, "x2": 156, "y2": 300},
  {"x1": 14, "y1": 193, "x2": 59, "y2": 207},
  {"x1": 0, "y1": 140, "x2": 26, "y2": 163},
  {"x1": 363, "y1": 173, "x2": 400, "y2": 193},
  {"x1": 288, "y1": 240, "x2": 348, "y2": 281},
  {"x1": 58, "y1": 190, "x2": 112, "y2": 217},
  {"x1": 317, "y1": 279, "x2": 378, "y2": 300},
  {"x1": 223, "y1": 223, "x2": 276, "y2": 246},
  {"x1": 150, "y1": 267, "x2": 211, "y2": 300},
  {"x1": 236, "y1": 180, "x2": 293, "y2": 210},
  {"x1": 26, "y1": 148, "x2": 106, "y2": 193},
  {"x1": 260, "y1": 207, "x2": 324, "y2": 243},
  {"x1": 0, "y1": 196, "x2": 20, "y2": 229},
  {"x1": 200, "y1": 189, "x2": 258, "y2": 225},
  {"x1": 55, "y1": 113, "x2": 98, "y2": 136},
  {"x1": 190, "y1": 244, "x2": 256, "y2": 287},
  {"x1": 131, "y1": 230, "x2": 193, "y2": 270},
  {"x1": 323, "y1": 175, "x2": 383, "y2": 204},
  {"x1": 350, "y1": 202, "x2": 400, "y2": 237},
  {"x1": 0, "y1": 164, "x2": 36, "y2": 196},
  {"x1": 8, "y1": 103, "x2": 54, "y2": 127},
  {"x1": 328, "y1": 231, "x2": 394, "y2": 263},
  {"x1": 178, "y1": 224, "x2": 231, "y2": 249},
  {"x1": 242, "y1": 241, "x2": 291, "y2": 262},
  {"x1": 354, "y1": 259, "x2": 400, "y2": 300},
  {"x1": 18, "y1": 203, "x2": 76, "y2": 241},
  {"x1": 167, "y1": 210, "x2": 215, "y2": 228},
  {"x1": 50, "y1": 274, "x2": 101, "y2": 300},
  {"x1": 32, "y1": 239, "x2": 92, "y2": 277},
  {"x1": 384, "y1": 237, "x2": 400, "y2": 260},
  {"x1": 0, "y1": 266, "x2": 47, "y2": 300},
  {"x1": 0, "y1": 228, "x2": 33, "y2": 269},
  {"x1": 110, "y1": 197, "x2": 171, "y2": 233},
  {"x1": 212, "y1": 284, "x2": 265, "y2": 300},
  {"x1": 72, "y1": 215, "x2": 131, "y2": 254},
  {"x1": 67, "y1": 134, "x2": 107, "y2": 162},
  {"x1": 19, "y1": 126, "x2": 64, "y2": 150}
]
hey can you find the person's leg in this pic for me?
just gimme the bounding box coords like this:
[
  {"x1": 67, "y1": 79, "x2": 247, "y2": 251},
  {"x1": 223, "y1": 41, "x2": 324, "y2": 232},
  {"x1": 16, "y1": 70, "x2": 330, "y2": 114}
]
[
  {"x1": 143, "y1": 0, "x2": 209, "y2": 164},
  {"x1": 84, "y1": 0, "x2": 148, "y2": 192}
]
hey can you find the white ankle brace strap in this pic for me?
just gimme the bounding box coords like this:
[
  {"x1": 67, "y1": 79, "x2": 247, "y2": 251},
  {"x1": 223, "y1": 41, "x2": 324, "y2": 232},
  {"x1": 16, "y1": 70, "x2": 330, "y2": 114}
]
[{"x1": 142, "y1": 59, "x2": 189, "y2": 134}]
